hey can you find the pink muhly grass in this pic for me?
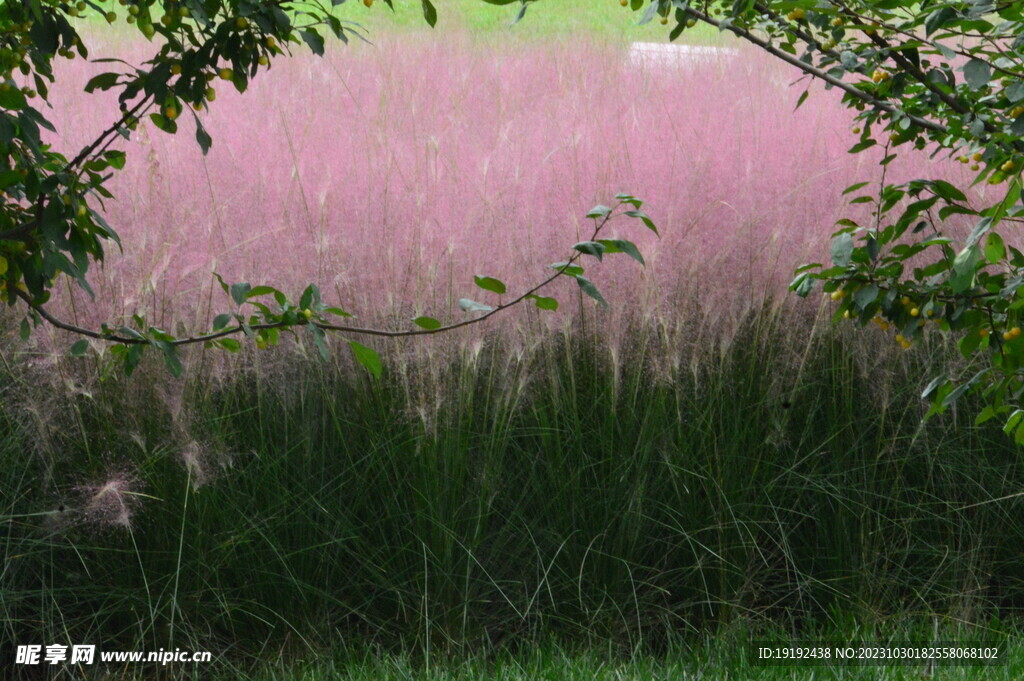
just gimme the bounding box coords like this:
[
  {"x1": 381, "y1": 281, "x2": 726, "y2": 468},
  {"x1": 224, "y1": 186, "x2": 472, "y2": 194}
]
[
  {"x1": 74, "y1": 472, "x2": 141, "y2": 531},
  {"x1": 32, "y1": 31, "x2": 980, "y2": 356}
]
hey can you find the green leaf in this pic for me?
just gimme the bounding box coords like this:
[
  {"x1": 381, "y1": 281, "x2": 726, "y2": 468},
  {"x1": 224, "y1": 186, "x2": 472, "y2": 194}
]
[
  {"x1": 576, "y1": 276, "x2": 607, "y2": 308},
  {"x1": 963, "y1": 59, "x2": 991, "y2": 90},
  {"x1": 526, "y1": 294, "x2": 558, "y2": 311},
  {"x1": 597, "y1": 239, "x2": 645, "y2": 265},
  {"x1": 348, "y1": 341, "x2": 382, "y2": 378},
  {"x1": 230, "y1": 282, "x2": 252, "y2": 306},
  {"x1": 300, "y1": 29, "x2": 325, "y2": 56},
  {"x1": 195, "y1": 116, "x2": 212, "y2": 155},
  {"x1": 473, "y1": 275, "x2": 507, "y2": 295},
  {"x1": 212, "y1": 313, "x2": 233, "y2": 330},
  {"x1": 84, "y1": 72, "x2": 121, "y2": 93},
  {"x1": 413, "y1": 316, "x2": 442, "y2": 330},
  {"x1": 624, "y1": 209, "x2": 659, "y2": 235},
  {"x1": 830, "y1": 232, "x2": 854, "y2": 267},
  {"x1": 586, "y1": 204, "x2": 611, "y2": 219},
  {"x1": 573, "y1": 241, "x2": 606, "y2": 261},
  {"x1": 950, "y1": 244, "x2": 981, "y2": 293},
  {"x1": 458, "y1": 298, "x2": 494, "y2": 313},
  {"x1": 548, "y1": 262, "x2": 585, "y2": 277},
  {"x1": 985, "y1": 232, "x2": 1006, "y2": 264},
  {"x1": 421, "y1": 0, "x2": 437, "y2": 26},
  {"x1": 69, "y1": 339, "x2": 89, "y2": 357}
]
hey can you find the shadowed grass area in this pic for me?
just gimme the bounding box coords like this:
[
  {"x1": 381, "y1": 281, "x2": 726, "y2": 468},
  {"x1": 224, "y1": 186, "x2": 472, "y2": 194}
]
[{"x1": 2, "y1": 300, "x2": 1023, "y2": 679}]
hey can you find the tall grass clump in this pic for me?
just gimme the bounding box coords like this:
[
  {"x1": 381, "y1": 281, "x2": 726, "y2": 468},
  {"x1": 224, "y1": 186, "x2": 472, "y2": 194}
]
[{"x1": 3, "y1": 300, "x2": 1023, "y2": 669}]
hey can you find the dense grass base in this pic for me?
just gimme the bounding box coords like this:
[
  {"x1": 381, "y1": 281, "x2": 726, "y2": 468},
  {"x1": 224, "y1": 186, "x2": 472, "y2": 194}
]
[{"x1": 2, "y1": 301, "x2": 1023, "y2": 676}]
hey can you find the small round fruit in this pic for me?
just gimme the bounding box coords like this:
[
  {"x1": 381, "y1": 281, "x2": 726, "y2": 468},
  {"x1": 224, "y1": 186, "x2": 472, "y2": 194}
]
[
  {"x1": 660, "y1": 16, "x2": 668, "y2": 25},
  {"x1": 126, "y1": 15, "x2": 135, "y2": 23},
  {"x1": 1004, "y1": 330, "x2": 1014, "y2": 341},
  {"x1": 895, "y1": 334, "x2": 905, "y2": 343},
  {"x1": 205, "y1": 87, "x2": 216, "y2": 101},
  {"x1": 258, "y1": 55, "x2": 269, "y2": 66},
  {"x1": 105, "y1": 11, "x2": 116, "y2": 23},
  {"x1": 265, "y1": 36, "x2": 277, "y2": 49},
  {"x1": 170, "y1": 63, "x2": 182, "y2": 75},
  {"x1": 980, "y1": 328, "x2": 990, "y2": 337},
  {"x1": 235, "y1": 17, "x2": 249, "y2": 29},
  {"x1": 791, "y1": 8, "x2": 805, "y2": 20},
  {"x1": 218, "y1": 67, "x2": 233, "y2": 80},
  {"x1": 686, "y1": 18, "x2": 696, "y2": 27},
  {"x1": 192, "y1": 101, "x2": 203, "y2": 111},
  {"x1": 830, "y1": 17, "x2": 843, "y2": 27},
  {"x1": 163, "y1": 105, "x2": 178, "y2": 120},
  {"x1": 128, "y1": 5, "x2": 139, "y2": 15},
  {"x1": 972, "y1": 151, "x2": 984, "y2": 162},
  {"x1": 302, "y1": 309, "x2": 313, "y2": 320},
  {"x1": 910, "y1": 308, "x2": 919, "y2": 317},
  {"x1": 179, "y1": 7, "x2": 190, "y2": 17},
  {"x1": 842, "y1": 310, "x2": 852, "y2": 319},
  {"x1": 160, "y1": 13, "x2": 173, "y2": 26},
  {"x1": 142, "y1": 23, "x2": 156, "y2": 38},
  {"x1": 851, "y1": 126, "x2": 861, "y2": 134},
  {"x1": 1001, "y1": 160, "x2": 1016, "y2": 173},
  {"x1": 76, "y1": 204, "x2": 87, "y2": 218},
  {"x1": 619, "y1": 0, "x2": 628, "y2": 6}
]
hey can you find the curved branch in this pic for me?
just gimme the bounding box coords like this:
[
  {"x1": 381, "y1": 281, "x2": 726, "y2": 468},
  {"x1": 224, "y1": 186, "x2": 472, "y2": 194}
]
[
  {"x1": 11, "y1": 205, "x2": 628, "y2": 347},
  {"x1": 686, "y1": 7, "x2": 947, "y2": 135}
]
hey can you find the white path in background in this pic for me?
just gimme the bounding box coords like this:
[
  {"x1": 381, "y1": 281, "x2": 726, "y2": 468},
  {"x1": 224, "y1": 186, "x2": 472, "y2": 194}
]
[{"x1": 628, "y1": 42, "x2": 739, "y2": 68}]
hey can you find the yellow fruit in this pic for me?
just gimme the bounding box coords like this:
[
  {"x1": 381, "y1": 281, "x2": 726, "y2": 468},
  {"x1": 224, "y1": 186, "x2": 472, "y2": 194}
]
[
  {"x1": 910, "y1": 308, "x2": 919, "y2": 317},
  {"x1": 830, "y1": 290, "x2": 844, "y2": 301},
  {"x1": 843, "y1": 310, "x2": 852, "y2": 319},
  {"x1": 878, "y1": 321, "x2": 890, "y2": 331},
  {"x1": 901, "y1": 296, "x2": 912, "y2": 306},
  {"x1": 205, "y1": 87, "x2": 216, "y2": 101},
  {"x1": 179, "y1": 7, "x2": 190, "y2": 17},
  {"x1": 258, "y1": 55, "x2": 269, "y2": 66},
  {"x1": 791, "y1": 8, "x2": 805, "y2": 20},
  {"x1": 1001, "y1": 160, "x2": 1016, "y2": 173},
  {"x1": 895, "y1": 334, "x2": 905, "y2": 343},
  {"x1": 972, "y1": 151, "x2": 984, "y2": 161},
  {"x1": 163, "y1": 106, "x2": 178, "y2": 120},
  {"x1": 851, "y1": 126, "x2": 861, "y2": 134},
  {"x1": 900, "y1": 340, "x2": 912, "y2": 349},
  {"x1": 660, "y1": 16, "x2": 668, "y2": 25},
  {"x1": 170, "y1": 63, "x2": 182, "y2": 75},
  {"x1": 1013, "y1": 327, "x2": 1022, "y2": 339},
  {"x1": 830, "y1": 17, "x2": 843, "y2": 27},
  {"x1": 971, "y1": 163, "x2": 980, "y2": 171},
  {"x1": 218, "y1": 67, "x2": 233, "y2": 80},
  {"x1": 192, "y1": 102, "x2": 203, "y2": 111},
  {"x1": 76, "y1": 1, "x2": 86, "y2": 10},
  {"x1": 265, "y1": 36, "x2": 277, "y2": 49},
  {"x1": 105, "y1": 11, "x2": 116, "y2": 23},
  {"x1": 160, "y1": 14, "x2": 173, "y2": 26},
  {"x1": 126, "y1": 15, "x2": 135, "y2": 23},
  {"x1": 302, "y1": 309, "x2": 313, "y2": 320},
  {"x1": 1004, "y1": 330, "x2": 1014, "y2": 341},
  {"x1": 1011, "y1": 106, "x2": 1024, "y2": 118},
  {"x1": 620, "y1": 0, "x2": 628, "y2": 6},
  {"x1": 128, "y1": 5, "x2": 139, "y2": 15},
  {"x1": 980, "y1": 328, "x2": 990, "y2": 337},
  {"x1": 0, "y1": 256, "x2": 7, "y2": 276},
  {"x1": 142, "y1": 23, "x2": 156, "y2": 38},
  {"x1": 686, "y1": 18, "x2": 696, "y2": 27},
  {"x1": 364, "y1": 0, "x2": 373, "y2": 5},
  {"x1": 235, "y1": 17, "x2": 249, "y2": 29}
]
